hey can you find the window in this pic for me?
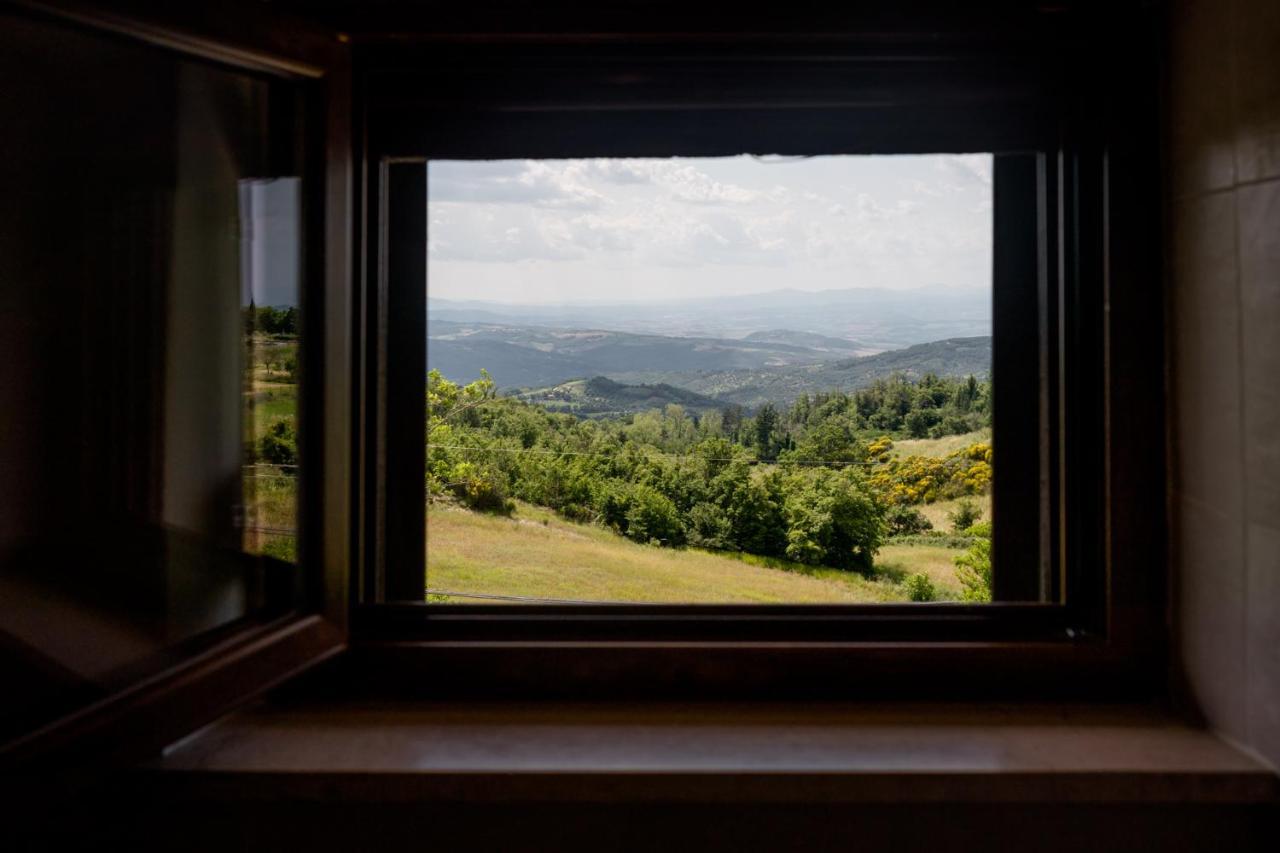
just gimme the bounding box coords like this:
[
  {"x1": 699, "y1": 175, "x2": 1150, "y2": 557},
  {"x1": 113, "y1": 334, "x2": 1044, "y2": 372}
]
[
  {"x1": 0, "y1": 5, "x2": 1165, "y2": 730},
  {"x1": 0, "y1": 4, "x2": 347, "y2": 754},
  {"x1": 340, "y1": 16, "x2": 1172, "y2": 696},
  {"x1": 355, "y1": 36, "x2": 1146, "y2": 652},
  {"x1": 423, "y1": 154, "x2": 994, "y2": 605}
]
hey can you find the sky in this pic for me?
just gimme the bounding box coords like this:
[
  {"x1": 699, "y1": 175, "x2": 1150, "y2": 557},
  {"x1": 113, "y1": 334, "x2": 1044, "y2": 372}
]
[{"x1": 427, "y1": 154, "x2": 992, "y2": 305}]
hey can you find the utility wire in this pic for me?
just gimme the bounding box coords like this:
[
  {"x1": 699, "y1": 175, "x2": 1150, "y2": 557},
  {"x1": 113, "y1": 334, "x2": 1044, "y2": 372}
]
[
  {"x1": 425, "y1": 588, "x2": 632, "y2": 605},
  {"x1": 424, "y1": 442, "x2": 883, "y2": 468}
]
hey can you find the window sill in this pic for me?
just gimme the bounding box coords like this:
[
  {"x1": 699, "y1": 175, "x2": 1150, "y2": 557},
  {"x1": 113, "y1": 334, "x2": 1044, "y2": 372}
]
[{"x1": 149, "y1": 699, "x2": 1278, "y2": 806}]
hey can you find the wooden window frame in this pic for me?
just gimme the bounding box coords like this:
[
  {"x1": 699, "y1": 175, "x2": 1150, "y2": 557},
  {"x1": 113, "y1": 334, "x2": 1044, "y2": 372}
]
[
  {"x1": 1, "y1": 0, "x2": 353, "y2": 765},
  {"x1": 350, "y1": 14, "x2": 1166, "y2": 701}
]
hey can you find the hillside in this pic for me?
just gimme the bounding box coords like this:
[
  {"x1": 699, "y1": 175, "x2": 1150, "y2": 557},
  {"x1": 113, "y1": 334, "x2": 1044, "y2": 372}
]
[
  {"x1": 513, "y1": 376, "x2": 723, "y2": 418},
  {"x1": 427, "y1": 502, "x2": 962, "y2": 603},
  {"x1": 609, "y1": 336, "x2": 992, "y2": 409},
  {"x1": 428, "y1": 319, "x2": 857, "y2": 392},
  {"x1": 741, "y1": 328, "x2": 871, "y2": 355}
]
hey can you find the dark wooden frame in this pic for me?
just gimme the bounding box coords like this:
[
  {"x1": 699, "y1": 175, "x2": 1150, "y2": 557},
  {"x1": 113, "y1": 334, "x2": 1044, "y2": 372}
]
[
  {"x1": 350, "y1": 6, "x2": 1167, "y2": 700},
  {"x1": 0, "y1": 0, "x2": 353, "y2": 765}
]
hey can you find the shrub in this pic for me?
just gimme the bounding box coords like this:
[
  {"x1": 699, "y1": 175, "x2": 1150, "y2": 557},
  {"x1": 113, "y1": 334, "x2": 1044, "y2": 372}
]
[
  {"x1": 947, "y1": 498, "x2": 981, "y2": 533},
  {"x1": 448, "y1": 461, "x2": 513, "y2": 515},
  {"x1": 686, "y1": 502, "x2": 734, "y2": 550},
  {"x1": 865, "y1": 442, "x2": 991, "y2": 506},
  {"x1": 954, "y1": 521, "x2": 993, "y2": 602},
  {"x1": 623, "y1": 483, "x2": 685, "y2": 546},
  {"x1": 257, "y1": 419, "x2": 298, "y2": 465},
  {"x1": 866, "y1": 435, "x2": 894, "y2": 462},
  {"x1": 904, "y1": 572, "x2": 937, "y2": 602},
  {"x1": 885, "y1": 505, "x2": 933, "y2": 536}
]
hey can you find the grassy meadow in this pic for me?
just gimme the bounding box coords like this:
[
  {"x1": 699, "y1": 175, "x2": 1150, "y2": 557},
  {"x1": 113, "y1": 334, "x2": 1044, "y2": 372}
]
[
  {"x1": 426, "y1": 500, "x2": 967, "y2": 604},
  {"x1": 422, "y1": 409, "x2": 987, "y2": 604},
  {"x1": 890, "y1": 427, "x2": 990, "y2": 459}
]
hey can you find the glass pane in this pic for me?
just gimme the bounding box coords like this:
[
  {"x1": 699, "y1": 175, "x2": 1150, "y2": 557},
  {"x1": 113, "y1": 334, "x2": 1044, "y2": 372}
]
[
  {"x1": 0, "y1": 13, "x2": 307, "y2": 739},
  {"x1": 426, "y1": 155, "x2": 992, "y2": 604}
]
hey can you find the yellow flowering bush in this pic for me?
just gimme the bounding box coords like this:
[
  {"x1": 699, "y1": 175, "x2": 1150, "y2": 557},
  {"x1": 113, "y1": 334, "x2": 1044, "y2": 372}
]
[{"x1": 867, "y1": 442, "x2": 992, "y2": 505}]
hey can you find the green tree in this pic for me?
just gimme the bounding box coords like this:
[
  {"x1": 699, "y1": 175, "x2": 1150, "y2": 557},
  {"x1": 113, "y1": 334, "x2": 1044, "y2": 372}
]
[
  {"x1": 783, "y1": 418, "x2": 864, "y2": 467},
  {"x1": 954, "y1": 521, "x2": 992, "y2": 602},
  {"x1": 754, "y1": 403, "x2": 779, "y2": 461},
  {"x1": 713, "y1": 463, "x2": 786, "y2": 557},
  {"x1": 623, "y1": 483, "x2": 685, "y2": 546},
  {"x1": 686, "y1": 502, "x2": 733, "y2": 550},
  {"x1": 781, "y1": 468, "x2": 884, "y2": 572},
  {"x1": 904, "y1": 407, "x2": 940, "y2": 438},
  {"x1": 885, "y1": 504, "x2": 933, "y2": 536}
]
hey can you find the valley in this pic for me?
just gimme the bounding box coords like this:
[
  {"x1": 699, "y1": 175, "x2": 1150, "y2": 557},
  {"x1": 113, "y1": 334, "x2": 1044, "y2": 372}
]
[{"x1": 430, "y1": 317, "x2": 991, "y2": 411}]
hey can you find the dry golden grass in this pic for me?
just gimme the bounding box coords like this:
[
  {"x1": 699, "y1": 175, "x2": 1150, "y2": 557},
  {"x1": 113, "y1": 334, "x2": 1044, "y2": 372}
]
[
  {"x1": 875, "y1": 543, "x2": 966, "y2": 599},
  {"x1": 916, "y1": 494, "x2": 992, "y2": 533},
  {"x1": 890, "y1": 427, "x2": 991, "y2": 459},
  {"x1": 426, "y1": 501, "x2": 965, "y2": 604}
]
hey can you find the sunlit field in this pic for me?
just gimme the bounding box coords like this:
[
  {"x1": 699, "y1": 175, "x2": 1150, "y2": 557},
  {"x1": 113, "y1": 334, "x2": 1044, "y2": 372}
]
[{"x1": 426, "y1": 501, "x2": 966, "y2": 604}]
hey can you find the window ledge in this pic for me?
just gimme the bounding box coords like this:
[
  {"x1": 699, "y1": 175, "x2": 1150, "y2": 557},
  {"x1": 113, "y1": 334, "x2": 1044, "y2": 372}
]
[{"x1": 149, "y1": 700, "x2": 1279, "y2": 805}]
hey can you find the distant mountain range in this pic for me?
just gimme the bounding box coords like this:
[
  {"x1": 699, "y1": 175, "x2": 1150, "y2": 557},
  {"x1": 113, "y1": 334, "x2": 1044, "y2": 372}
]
[
  {"x1": 466, "y1": 335, "x2": 991, "y2": 415},
  {"x1": 428, "y1": 285, "x2": 990, "y2": 351},
  {"x1": 607, "y1": 336, "x2": 992, "y2": 409},
  {"x1": 428, "y1": 320, "x2": 871, "y2": 391},
  {"x1": 426, "y1": 288, "x2": 992, "y2": 412}
]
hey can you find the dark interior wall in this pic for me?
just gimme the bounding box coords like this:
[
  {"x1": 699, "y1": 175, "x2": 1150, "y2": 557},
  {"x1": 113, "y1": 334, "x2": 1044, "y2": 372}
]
[{"x1": 1168, "y1": 0, "x2": 1280, "y2": 768}]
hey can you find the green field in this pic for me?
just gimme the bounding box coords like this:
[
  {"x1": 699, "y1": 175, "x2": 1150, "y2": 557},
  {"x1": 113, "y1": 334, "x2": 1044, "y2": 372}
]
[{"x1": 426, "y1": 501, "x2": 965, "y2": 604}]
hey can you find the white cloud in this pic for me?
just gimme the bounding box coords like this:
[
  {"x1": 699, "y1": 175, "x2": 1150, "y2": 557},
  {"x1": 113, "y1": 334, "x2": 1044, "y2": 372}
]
[{"x1": 427, "y1": 154, "x2": 992, "y2": 300}]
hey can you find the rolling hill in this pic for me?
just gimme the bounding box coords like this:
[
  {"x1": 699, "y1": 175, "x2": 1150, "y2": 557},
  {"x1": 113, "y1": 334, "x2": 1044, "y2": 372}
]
[
  {"x1": 428, "y1": 319, "x2": 859, "y2": 391},
  {"x1": 608, "y1": 336, "x2": 992, "y2": 409},
  {"x1": 427, "y1": 501, "x2": 963, "y2": 604},
  {"x1": 513, "y1": 376, "x2": 724, "y2": 418},
  {"x1": 741, "y1": 329, "x2": 872, "y2": 356}
]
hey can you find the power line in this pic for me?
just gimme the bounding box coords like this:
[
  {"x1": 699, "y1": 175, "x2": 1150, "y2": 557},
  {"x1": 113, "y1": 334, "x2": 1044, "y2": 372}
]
[
  {"x1": 424, "y1": 442, "x2": 878, "y2": 468},
  {"x1": 425, "y1": 587, "x2": 634, "y2": 605},
  {"x1": 237, "y1": 438, "x2": 977, "y2": 478}
]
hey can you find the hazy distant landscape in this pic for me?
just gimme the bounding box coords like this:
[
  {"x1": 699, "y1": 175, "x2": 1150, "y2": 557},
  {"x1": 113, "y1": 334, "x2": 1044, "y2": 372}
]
[
  {"x1": 428, "y1": 285, "x2": 992, "y2": 408},
  {"x1": 430, "y1": 283, "x2": 989, "y2": 350}
]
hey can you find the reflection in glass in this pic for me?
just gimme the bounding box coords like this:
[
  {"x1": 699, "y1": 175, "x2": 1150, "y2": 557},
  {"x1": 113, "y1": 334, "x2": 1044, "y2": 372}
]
[
  {"x1": 0, "y1": 12, "x2": 306, "y2": 739},
  {"x1": 240, "y1": 178, "x2": 301, "y2": 564}
]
